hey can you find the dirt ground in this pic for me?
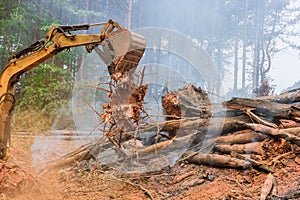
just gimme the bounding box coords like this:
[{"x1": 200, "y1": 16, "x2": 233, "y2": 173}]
[{"x1": 1, "y1": 133, "x2": 300, "y2": 200}]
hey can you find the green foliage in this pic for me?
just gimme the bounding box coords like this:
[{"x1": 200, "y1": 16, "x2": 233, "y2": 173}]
[
  {"x1": 16, "y1": 64, "x2": 72, "y2": 110},
  {"x1": 14, "y1": 64, "x2": 73, "y2": 132},
  {"x1": 0, "y1": 0, "x2": 61, "y2": 68},
  {"x1": 40, "y1": 22, "x2": 61, "y2": 31}
]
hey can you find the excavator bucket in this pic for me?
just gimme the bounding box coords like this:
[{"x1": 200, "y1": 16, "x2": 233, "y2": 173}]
[{"x1": 94, "y1": 29, "x2": 146, "y2": 76}]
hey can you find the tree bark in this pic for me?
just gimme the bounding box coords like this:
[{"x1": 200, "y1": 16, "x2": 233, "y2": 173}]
[
  {"x1": 185, "y1": 151, "x2": 251, "y2": 169},
  {"x1": 215, "y1": 130, "x2": 267, "y2": 144},
  {"x1": 223, "y1": 97, "x2": 292, "y2": 119},
  {"x1": 233, "y1": 37, "x2": 239, "y2": 93},
  {"x1": 247, "y1": 123, "x2": 300, "y2": 146},
  {"x1": 214, "y1": 142, "x2": 263, "y2": 155},
  {"x1": 242, "y1": 0, "x2": 248, "y2": 90},
  {"x1": 257, "y1": 88, "x2": 300, "y2": 104}
]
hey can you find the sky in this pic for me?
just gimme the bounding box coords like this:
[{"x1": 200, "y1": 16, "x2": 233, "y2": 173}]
[
  {"x1": 271, "y1": 47, "x2": 300, "y2": 93},
  {"x1": 270, "y1": 1, "x2": 300, "y2": 93}
]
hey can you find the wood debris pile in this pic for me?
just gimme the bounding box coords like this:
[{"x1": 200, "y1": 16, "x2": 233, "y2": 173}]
[
  {"x1": 47, "y1": 74, "x2": 300, "y2": 199},
  {"x1": 183, "y1": 88, "x2": 300, "y2": 171},
  {"x1": 51, "y1": 83, "x2": 300, "y2": 166}
]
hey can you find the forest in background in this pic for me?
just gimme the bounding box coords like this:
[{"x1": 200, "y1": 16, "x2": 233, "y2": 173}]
[{"x1": 0, "y1": 0, "x2": 300, "y2": 131}]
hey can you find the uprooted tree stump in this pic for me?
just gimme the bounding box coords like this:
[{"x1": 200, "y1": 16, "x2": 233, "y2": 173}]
[
  {"x1": 162, "y1": 84, "x2": 212, "y2": 119},
  {"x1": 99, "y1": 66, "x2": 150, "y2": 148},
  {"x1": 162, "y1": 84, "x2": 212, "y2": 138}
]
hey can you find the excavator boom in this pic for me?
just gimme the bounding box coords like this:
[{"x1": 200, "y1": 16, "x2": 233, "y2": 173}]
[{"x1": 0, "y1": 19, "x2": 146, "y2": 160}]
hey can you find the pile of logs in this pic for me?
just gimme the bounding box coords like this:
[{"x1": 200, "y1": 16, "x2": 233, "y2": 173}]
[
  {"x1": 183, "y1": 87, "x2": 300, "y2": 172},
  {"x1": 44, "y1": 81, "x2": 300, "y2": 200},
  {"x1": 47, "y1": 80, "x2": 300, "y2": 174}
]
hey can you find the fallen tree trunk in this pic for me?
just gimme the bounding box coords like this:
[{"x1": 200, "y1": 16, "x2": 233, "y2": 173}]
[
  {"x1": 138, "y1": 134, "x2": 193, "y2": 154},
  {"x1": 214, "y1": 142, "x2": 264, "y2": 155},
  {"x1": 291, "y1": 104, "x2": 300, "y2": 122},
  {"x1": 184, "y1": 151, "x2": 251, "y2": 169},
  {"x1": 223, "y1": 97, "x2": 291, "y2": 119},
  {"x1": 282, "y1": 127, "x2": 300, "y2": 137},
  {"x1": 278, "y1": 119, "x2": 300, "y2": 128},
  {"x1": 192, "y1": 118, "x2": 251, "y2": 145},
  {"x1": 138, "y1": 118, "x2": 208, "y2": 133},
  {"x1": 215, "y1": 130, "x2": 267, "y2": 144},
  {"x1": 257, "y1": 88, "x2": 300, "y2": 104},
  {"x1": 247, "y1": 123, "x2": 300, "y2": 146}
]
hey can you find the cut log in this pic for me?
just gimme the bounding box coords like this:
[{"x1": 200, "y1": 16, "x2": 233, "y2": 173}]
[
  {"x1": 278, "y1": 119, "x2": 300, "y2": 128},
  {"x1": 282, "y1": 127, "x2": 300, "y2": 137},
  {"x1": 215, "y1": 130, "x2": 267, "y2": 144},
  {"x1": 192, "y1": 118, "x2": 251, "y2": 147},
  {"x1": 247, "y1": 123, "x2": 300, "y2": 146},
  {"x1": 223, "y1": 97, "x2": 291, "y2": 120},
  {"x1": 138, "y1": 134, "x2": 193, "y2": 154},
  {"x1": 214, "y1": 142, "x2": 264, "y2": 155},
  {"x1": 139, "y1": 118, "x2": 209, "y2": 134},
  {"x1": 184, "y1": 151, "x2": 251, "y2": 169},
  {"x1": 257, "y1": 87, "x2": 300, "y2": 104},
  {"x1": 291, "y1": 104, "x2": 300, "y2": 120},
  {"x1": 212, "y1": 106, "x2": 245, "y2": 118},
  {"x1": 215, "y1": 116, "x2": 252, "y2": 134}
]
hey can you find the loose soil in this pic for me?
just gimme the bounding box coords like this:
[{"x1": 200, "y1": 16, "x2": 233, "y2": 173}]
[{"x1": 1, "y1": 133, "x2": 299, "y2": 200}]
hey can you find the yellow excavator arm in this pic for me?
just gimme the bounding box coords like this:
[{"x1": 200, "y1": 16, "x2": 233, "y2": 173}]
[{"x1": 0, "y1": 19, "x2": 146, "y2": 160}]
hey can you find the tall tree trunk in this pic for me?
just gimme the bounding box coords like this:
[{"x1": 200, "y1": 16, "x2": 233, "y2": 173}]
[
  {"x1": 216, "y1": 41, "x2": 223, "y2": 77},
  {"x1": 233, "y1": 38, "x2": 239, "y2": 93},
  {"x1": 262, "y1": 9, "x2": 278, "y2": 83},
  {"x1": 33, "y1": 0, "x2": 42, "y2": 42},
  {"x1": 253, "y1": 0, "x2": 265, "y2": 90},
  {"x1": 259, "y1": 1, "x2": 265, "y2": 85},
  {"x1": 242, "y1": 0, "x2": 248, "y2": 90},
  {"x1": 126, "y1": 0, "x2": 132, "y2": 30}
]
